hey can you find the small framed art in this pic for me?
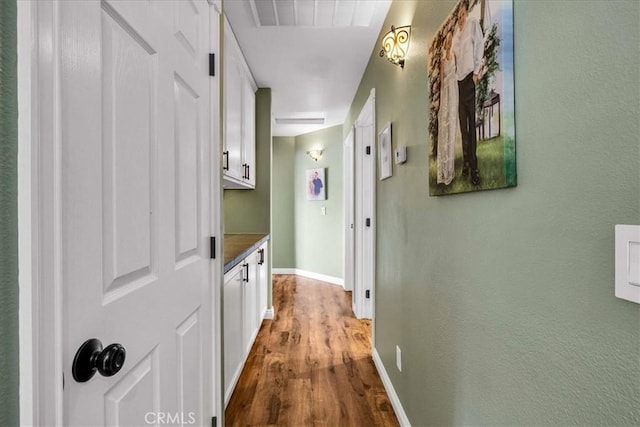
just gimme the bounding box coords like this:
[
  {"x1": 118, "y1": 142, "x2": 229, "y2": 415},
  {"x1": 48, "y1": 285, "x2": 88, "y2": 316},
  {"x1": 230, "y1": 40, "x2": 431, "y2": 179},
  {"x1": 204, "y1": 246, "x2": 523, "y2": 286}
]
[
  {"x1": 378, "y1": 122, "x2": 392, "y2": 180},
  {"x1": 306, "y1": 168, "x2": 326, "y2": 200}
]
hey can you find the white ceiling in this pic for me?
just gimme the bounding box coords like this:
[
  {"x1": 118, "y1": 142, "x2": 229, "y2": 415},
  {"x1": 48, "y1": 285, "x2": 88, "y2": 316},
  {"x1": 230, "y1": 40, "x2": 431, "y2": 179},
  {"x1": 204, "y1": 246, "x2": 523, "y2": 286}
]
[{"x1": 224, "y1": 0, "x2": 392, "y2": 137}]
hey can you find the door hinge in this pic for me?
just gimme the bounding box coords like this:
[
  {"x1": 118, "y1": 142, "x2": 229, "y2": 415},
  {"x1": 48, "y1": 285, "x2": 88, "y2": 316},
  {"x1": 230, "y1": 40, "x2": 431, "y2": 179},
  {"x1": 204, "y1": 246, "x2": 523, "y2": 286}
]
[
  {"x1": 365, "y1": 146, "x2": 371, "y2": 155},
  {"x1": 211, "y1": 416, "x2": 217, "y2": 427},
  {"x1": 365, "y1": 290, "x2": 371, "y2": 299},
  {"x1": 209, "y1": 53, "x2": 215, "y2": 77},
  {"x1": 365, "y1": 218, "x2": 371, "y2": 227},
  {"x1": 210, "y1": 236, "x2": 216, "y2": 259}
]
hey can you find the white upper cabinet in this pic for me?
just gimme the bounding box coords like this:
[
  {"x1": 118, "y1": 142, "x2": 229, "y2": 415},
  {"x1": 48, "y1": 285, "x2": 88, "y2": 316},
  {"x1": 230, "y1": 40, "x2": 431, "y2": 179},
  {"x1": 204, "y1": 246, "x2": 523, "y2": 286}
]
[
  {"x1": 223, "y1": 16, "x2": 256, "y2": 189},
  {"x1": 241, "y1": 77, "x2": 256, "y2": 187}
]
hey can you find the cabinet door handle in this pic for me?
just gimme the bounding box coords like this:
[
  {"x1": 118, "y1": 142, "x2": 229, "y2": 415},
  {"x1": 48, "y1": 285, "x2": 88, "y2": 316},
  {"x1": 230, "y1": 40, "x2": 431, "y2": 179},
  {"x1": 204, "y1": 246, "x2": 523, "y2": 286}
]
[
  {"x1": 246, "y1": 164, "x2": 250, "y2": 181},
  {"x1": 258, "y1": 248, "x2": 264, "y2": 265},
  {"x1": 242, "y1": 263, "x2": 249, "y2": 282},
  {"x1": 223, "y1": 151, "x2": 229, "y2": 171},
  {"x1": 241, "y1": 164, "x2": 247, "y2": 179}
]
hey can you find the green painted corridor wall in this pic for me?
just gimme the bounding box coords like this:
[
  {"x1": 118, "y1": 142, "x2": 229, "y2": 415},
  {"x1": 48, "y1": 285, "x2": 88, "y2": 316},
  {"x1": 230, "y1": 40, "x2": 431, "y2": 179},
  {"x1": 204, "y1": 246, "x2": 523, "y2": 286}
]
[
  {"x1": 345, "y1": 0, "x2": 640, "y2": 425},
  {"x1": 272, "y1": 137, "x2": 295, "y2": 268},
  {"x1": 0, "y1": 0, "x2": 19, "y2": 424}
]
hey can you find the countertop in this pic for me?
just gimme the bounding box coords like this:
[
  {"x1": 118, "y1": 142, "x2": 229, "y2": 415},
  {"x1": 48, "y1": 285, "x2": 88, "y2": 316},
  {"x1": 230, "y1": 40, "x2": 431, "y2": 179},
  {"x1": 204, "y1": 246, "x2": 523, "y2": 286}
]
[{"x1": 224, "y1": 233, "x2": 269, "y2": 273}]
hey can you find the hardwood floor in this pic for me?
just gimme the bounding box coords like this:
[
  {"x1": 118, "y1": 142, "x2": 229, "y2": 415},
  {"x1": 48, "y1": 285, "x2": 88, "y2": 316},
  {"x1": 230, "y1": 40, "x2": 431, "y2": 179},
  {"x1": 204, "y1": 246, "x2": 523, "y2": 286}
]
[{"x1": 225, "y1": 274, "x2": 399, "y2": 427}]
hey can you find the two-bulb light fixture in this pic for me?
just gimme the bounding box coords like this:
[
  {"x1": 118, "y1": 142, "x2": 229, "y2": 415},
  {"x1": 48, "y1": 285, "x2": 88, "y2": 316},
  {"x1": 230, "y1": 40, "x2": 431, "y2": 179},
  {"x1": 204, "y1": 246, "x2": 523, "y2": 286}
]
[
  {"x1": 307, "y1": 149, "x2": 323, "y2": 162},
  {"x1": 379, "y1": 25, "x2": 412, "y2": 69}
]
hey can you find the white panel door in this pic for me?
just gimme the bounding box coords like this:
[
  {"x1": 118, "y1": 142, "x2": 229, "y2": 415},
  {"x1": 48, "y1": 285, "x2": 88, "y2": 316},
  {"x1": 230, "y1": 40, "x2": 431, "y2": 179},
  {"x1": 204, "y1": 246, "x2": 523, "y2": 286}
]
[{"x1": 58, "y1": 1, "x2": 215, "y2": 425}]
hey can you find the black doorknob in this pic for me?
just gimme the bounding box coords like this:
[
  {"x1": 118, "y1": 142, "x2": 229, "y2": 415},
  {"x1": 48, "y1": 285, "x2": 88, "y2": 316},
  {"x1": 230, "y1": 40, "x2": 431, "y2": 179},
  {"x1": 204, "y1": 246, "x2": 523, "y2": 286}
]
[{"x1": 72, "y1": 338, "x2": 126, "y2": 383}]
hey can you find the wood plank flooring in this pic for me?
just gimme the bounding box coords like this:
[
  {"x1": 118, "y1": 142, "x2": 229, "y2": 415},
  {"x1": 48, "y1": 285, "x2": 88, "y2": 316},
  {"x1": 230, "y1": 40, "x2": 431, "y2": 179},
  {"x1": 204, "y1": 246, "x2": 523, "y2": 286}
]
[{"x1": 225, "y1": 274, "x2": 399, "y2": 427}]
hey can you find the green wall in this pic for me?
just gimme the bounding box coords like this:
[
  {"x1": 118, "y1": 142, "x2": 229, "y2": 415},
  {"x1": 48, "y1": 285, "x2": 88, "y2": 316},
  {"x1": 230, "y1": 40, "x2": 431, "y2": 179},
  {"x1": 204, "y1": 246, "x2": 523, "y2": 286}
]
[
  {"x1": 0, "y1": 0, "x2": 19, "y2": 425},
  {"x1": 345, "y1": 0, "x2": 640, "y2": 425},
  {"x1": 224, "y1": 88, "x2": 272, "y2": 234},
  {"x1": 294, "y1": 125, "x2": 344, "y2": 278},
  {"x1": 272, "y1": 136, "x2": 296, "y2": 268}
]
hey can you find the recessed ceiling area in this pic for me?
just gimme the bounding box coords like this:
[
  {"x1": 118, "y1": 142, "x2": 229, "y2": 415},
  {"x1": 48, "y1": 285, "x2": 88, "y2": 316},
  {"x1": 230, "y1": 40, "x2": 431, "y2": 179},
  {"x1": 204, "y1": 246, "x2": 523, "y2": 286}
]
[
  {"x1": 249, "y1": 0, "x2": 381, "y2": 27},
  {"x1": 224, "y1": 0, "x2": 392, "y2": 137}
]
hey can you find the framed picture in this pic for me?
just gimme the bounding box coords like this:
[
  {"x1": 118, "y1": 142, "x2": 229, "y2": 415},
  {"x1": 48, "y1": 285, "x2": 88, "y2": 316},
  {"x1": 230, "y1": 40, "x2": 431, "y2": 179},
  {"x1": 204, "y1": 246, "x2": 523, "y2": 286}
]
[
  {"x1": 427, "y1": 0, "x2": 516, "y2": 196},
  {"x1": 306, "y1": 168, "x2": 326, "y2": 201},
  {"x1": 378, "y1": 122, "x2": 392, "y2": 180}
]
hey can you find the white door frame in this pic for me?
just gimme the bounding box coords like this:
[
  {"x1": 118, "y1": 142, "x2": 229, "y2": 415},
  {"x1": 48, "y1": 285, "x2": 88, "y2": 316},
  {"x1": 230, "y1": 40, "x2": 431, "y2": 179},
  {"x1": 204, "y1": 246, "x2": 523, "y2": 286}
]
[
  {"x1": 17, "y1": 1, "x2": 223, "y2": 424},
  {"x1": 343, "y1": 126, "x2": 355, "y2": 293},
  {"x1": 208, "y1": 1, "x2": 224, "y2": 423},
  {"x1": 18, "y1": 2, "x2": 64, "y2": 423},
  {"x1": 352, "y1": 89, "x2": 376, "y2": 322}
]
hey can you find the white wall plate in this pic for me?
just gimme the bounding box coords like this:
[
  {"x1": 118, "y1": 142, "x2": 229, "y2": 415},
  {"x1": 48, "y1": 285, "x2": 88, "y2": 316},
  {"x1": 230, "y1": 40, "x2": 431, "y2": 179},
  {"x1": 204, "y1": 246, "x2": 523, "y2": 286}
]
[{"x1": 615, "y1": 225, "x2": 640, "y2": 304}]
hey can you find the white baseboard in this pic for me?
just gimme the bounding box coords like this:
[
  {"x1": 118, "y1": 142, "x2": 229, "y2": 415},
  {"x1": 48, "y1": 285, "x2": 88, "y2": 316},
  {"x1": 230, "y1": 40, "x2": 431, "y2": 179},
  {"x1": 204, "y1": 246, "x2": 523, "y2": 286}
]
[
  {"x1": 272, "y1": 268, "x2": 297, "y2": 275},
  {"x1": 264, "y1": 306, "x2": 274, "y2": 319},
  {"x1": 272, "y1": 268, "x2": 344, "y2": 288},
  {"x1": 372, "y1": 348, "x2": 411, "y2": 427}
]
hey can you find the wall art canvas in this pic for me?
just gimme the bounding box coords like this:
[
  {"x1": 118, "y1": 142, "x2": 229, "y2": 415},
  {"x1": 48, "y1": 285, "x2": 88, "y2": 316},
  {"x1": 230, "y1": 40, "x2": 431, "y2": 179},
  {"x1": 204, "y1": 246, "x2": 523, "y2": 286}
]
[
  {"x1": 428, "y1": 0, "x2": 516, "y2": 196},
  {"x1": 306, "y1": 168, "x2": 326, "y2": 201}
]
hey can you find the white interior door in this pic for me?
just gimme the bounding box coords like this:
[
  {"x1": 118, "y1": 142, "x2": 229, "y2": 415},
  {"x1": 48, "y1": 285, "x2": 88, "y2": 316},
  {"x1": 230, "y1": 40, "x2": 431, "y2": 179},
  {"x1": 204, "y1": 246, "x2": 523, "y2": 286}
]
[
  {"x1": 57, "y1": 1, "x2": 215, "y2": 425},
  {"x1": 354, "y1": 90, "x2": 375, "y2": 320},
  {"x1": 344, "y1": 127, "x2": 355, "y2": 293}
]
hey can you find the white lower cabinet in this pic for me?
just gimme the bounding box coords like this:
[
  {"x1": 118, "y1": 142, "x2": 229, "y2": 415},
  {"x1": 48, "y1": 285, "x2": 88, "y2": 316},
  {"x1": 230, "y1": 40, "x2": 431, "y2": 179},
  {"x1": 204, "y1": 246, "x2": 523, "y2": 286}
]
[
  {"x1": 223, "y1": 243, "x2": 269, "y2": 405},
  {"x1": 255, "y1": 243, "x2": 268, "y2": 320},
  {"x1": 223, "y1": 263, "x2": 243, "y2": 402},
  {"x1": 242, "y1": 257, "x2": 258, "y2": 355}
]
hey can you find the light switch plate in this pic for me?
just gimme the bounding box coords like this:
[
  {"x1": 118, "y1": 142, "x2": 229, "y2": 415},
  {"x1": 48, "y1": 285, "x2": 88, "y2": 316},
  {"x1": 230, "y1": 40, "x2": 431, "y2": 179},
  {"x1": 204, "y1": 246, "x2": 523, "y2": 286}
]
[
  {"x1": 615, "y1": 225, "x2": 640, "y2": 304},
  {"x1": 395, "y1": 146, "x2": 407, "y2": 164}
]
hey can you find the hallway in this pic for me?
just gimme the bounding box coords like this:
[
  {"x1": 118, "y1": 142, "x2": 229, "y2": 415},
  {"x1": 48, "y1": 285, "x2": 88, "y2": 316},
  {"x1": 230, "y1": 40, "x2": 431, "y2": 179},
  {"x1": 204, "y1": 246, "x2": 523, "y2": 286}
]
[{"x1": 226, "y1": 275, "x2": 399, "y2": 426}]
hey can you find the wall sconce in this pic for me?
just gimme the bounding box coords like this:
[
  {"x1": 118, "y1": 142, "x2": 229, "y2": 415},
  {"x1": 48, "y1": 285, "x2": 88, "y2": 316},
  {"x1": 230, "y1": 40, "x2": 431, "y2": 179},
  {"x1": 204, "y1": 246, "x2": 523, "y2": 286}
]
[
  {"x1": 307, "y1": 149, "x2": 323, "y2": 162},
  {"x1": 379, "y1": 25, "x2": 411, "y2": 68}
]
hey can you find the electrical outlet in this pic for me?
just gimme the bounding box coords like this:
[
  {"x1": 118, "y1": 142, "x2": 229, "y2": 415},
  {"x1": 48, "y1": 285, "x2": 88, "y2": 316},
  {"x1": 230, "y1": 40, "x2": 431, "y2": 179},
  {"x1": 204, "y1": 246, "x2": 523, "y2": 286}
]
[
  {"x1": 321, "y1": 206, "x2": 326, "y2": 216},
  {"x1": 396, "y1": 345, "x2": 402, "y2": 372}
]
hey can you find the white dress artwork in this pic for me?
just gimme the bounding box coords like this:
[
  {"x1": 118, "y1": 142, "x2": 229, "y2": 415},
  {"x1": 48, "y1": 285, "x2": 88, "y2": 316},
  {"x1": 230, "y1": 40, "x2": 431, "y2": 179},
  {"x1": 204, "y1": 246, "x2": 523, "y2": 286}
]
[{"x1": 437, "y1": 56, "x2": 458, "y2": 185}]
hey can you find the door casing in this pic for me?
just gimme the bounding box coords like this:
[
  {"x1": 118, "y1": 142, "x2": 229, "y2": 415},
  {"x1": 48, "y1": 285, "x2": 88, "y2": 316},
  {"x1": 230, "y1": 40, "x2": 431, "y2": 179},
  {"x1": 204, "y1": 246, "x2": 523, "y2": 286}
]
[
  {"x1": 343, "y1": 127, "x2": 355, "y2": 293},
  {"x1": 350, "y1": 89, "x2": 376, "y2": 323}
]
